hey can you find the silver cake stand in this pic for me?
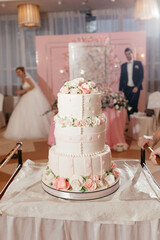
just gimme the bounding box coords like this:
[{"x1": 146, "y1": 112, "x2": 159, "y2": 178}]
[{"x1": 41, "y1": 177, "x2": 120, "y2": 200}]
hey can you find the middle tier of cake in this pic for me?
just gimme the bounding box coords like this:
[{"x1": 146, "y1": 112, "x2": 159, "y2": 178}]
[
  {"x1": 48, "y1": 145, "x2": 111, "y2": 178},
  {"x1": 54, "y1": 121, "x2": 106, "y2": 155}
]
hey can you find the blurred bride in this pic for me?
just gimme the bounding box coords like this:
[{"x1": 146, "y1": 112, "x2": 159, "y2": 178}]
[{"x1": 4, "y1": 66, "x2": 52, "y2": 139}]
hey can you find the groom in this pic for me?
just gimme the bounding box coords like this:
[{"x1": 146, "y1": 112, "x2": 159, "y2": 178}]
[{"x1": 119, "y1": 48, "x2": 144, "y2": 114}]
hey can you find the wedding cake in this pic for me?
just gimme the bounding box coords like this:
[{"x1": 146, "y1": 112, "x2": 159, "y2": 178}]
[{"x1": 42, "y1": 78, "x2": 119, "y2": 200}]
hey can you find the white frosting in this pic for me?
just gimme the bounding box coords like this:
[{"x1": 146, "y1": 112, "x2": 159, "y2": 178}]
[
  {"x1": 48, "y1": 145, "x2": 111, "y2": 178},
  {"x1": 54, "y1": 122, "x2": 106, "y2": 155},
  {"x1": 57, "y1": 93, "x2": 102, "y2": 119},
  {"x1": 44, "y1": 80, "x2": 117, "y2": 192}
]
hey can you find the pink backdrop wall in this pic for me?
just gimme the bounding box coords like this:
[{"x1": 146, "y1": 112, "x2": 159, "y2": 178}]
[{"x1": 36, "y1": 31, "x2": 146, "y2": 111}]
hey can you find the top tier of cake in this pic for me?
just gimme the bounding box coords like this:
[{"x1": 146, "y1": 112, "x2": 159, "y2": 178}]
[
  {"x1": 58, "y1": 78, "x2": 101, "y2": 119},
  {"x1": 58, "y1": 93, "x2": 102, "y2": 119}
]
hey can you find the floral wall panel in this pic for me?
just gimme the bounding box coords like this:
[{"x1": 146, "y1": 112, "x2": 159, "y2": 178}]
[
  {"x1": 69, "y1": 42, "x2": 106, "y2": 84},
  {"x1": 36, "y1": 31, "x2": 146, "y2": 111}
]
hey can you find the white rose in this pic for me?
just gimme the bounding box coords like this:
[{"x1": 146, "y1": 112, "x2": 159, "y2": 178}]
[
  {"x1": 70, "y1": 78, "x2": 85, "y2": 88},
  {"x1": 65, "y1": 118, "x2": 72, "y2": 126},
  {"x1": 92, "y1": 117, "x2": 101, "y2": 126},
  {"x1": 87, "y1": 81, "x2": 95, "y2": 88},
  {"x1": 70, "y1": 175, "x2": 84, "y2": 191},
  {"x1": 70, "y1": 88, "x2": 79, "y2": 94},
  {"x1": 82, "y1": 118, "x2": 91, "y2": 126},
  {"x1": 101, "y1": 113, "x2": 107, "y2": 120},
  {"x1": 96, "y1": 179, "x2": 104, "y2": 188},
  {"x1": 64, "y1": 80, "x2": 70, "y2": 87},
  {"x1": 103, "y1": 174, "x2": 115, "y2": 186}
]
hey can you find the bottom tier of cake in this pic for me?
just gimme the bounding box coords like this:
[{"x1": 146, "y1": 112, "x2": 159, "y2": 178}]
[
  {"x1": 42, "y1": 146, "x2": 119, "y2": 198},
  {"x1": 48, "y1": 145, "x2": 113, "y2": 179}
]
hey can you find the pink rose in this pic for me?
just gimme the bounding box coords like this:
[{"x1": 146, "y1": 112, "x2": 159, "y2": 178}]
[
  {"x1": 84, "y1": 178, "x2": 96, "y2": 191},
  {"x1": 59, "y1": 119, "x2": 65, "y2": 126},
  {"x1": 109, "y1": 103, "x2": 114, "y2": 108},
  {"x1": 78, "y1": 83, "x2": 91, "y2": 94},
  {"x1": 74, "y1": 120, "x2": 81, "y2": 126},
  {"x1": 111, "y1": 161, "x2": 117, "y2": 169},
  {"x1": 113, "y1": 169, "x2": 120, "y2": 177},
  {"x1": 55, "y1": 177, "x2": 70, "y2": 190},
  {"x1": 61, "y1": 86, "x2": 69, "y2": 94},
  {"x1": 99, "y1": 117, "x2": 104, "y2": 125}
]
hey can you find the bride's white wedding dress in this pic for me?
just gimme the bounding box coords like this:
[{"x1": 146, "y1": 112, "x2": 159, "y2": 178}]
[{"x1": 4, "y1": 78, "x2": 52, "y2": 140}]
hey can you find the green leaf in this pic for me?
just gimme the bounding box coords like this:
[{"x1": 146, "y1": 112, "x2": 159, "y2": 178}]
[
  {"x1": 65, "y1": 82, "x2": 70, "y2": 87},
  {"x1": 72, "y1": 118, "x2": 76, "y2": 123},
  {"x1": 83, "y1": 176, "x2": 88, "y2": 181},
  {"x1": 80, "y1": 187, "x2": 87, "y2": 192},
  {"x1": 66, "y1": 178, "x2": 69, "y2": 182},
  {"x1": 77, "y1": 89, "x2": 81, "y2": 94}
]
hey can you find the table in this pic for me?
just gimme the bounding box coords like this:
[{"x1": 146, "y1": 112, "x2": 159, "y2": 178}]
[
  {"x1": 0, "y1": 159, "x2": 160, "y2": 240},
  {"x1": 103, "y1": 108, "x2": 127, "y2": 149},
  {"x1": 48, "y1": 108, "x2": 128, "y2": 149},
  {"x1": 128, "y1": 113, "x2": 156, "y2": 140}
]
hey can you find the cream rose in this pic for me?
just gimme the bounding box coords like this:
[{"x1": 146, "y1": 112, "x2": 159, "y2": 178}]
[
  {"x1": 70, "y1": 175, "x2": 84, "y2": 191},
  {"x1": 103, "y1": 174, "x2": 115, "y2": 186}
]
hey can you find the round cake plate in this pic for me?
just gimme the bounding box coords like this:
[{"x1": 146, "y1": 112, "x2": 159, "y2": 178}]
[{"x1": 41, "y1": 178, "x2": 120, "y2": 200}]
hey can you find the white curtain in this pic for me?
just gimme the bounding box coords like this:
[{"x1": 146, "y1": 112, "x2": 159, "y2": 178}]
[
  {"x1": 48, "y1": 11, "x2": 86, "y2": 35},
  {"x1": 0, "y1": 9, "x2": 160, "y2": 96}
]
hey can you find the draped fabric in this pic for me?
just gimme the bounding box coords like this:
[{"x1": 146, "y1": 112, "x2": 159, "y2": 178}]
[{"x1": 0, "y1": 8, "x2": 160, "y2": 96}]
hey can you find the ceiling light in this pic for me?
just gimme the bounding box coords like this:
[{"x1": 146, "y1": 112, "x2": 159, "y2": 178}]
[
  {"x1": 18, "y1": 4, "x2": 41, "y2": 28},
  {"x1": 58, "y1": 0, "x2": 62, "y2": 5},
  {"x1": 1, "y1": 3, "x2": 6, "y2": 8},
  {"x1": 135, "y1": 0, "x2": 160, "y2": 20}
]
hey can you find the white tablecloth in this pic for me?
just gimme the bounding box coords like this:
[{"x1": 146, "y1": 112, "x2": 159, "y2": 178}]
[
  {"x1": 0, "y1": 159, "x2": 160, "y2": 240},
  {"x1": 128, "y1": 113, "x2": 156, "y2": 140}
]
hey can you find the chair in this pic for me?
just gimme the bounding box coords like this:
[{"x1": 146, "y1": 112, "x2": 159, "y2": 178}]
[
  {"x1": 128, "y1": 91, "x2": 160, "y2": 140},
  {"x1": 147, "y1": 91, "x2": 160, "y2": 127},
  {"x1": 128, "y1": 112, "x2": 156, "y2": 140},
  {"x1": 0, "y1": 93, "x2": 6, "y2": 128},
  {"x1": 147, "y1": 91, "x2": 160, "y2": 109}
]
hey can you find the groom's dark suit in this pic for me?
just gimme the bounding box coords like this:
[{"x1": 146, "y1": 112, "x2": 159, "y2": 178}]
[{"x1": 119, "y1": 60, "x2": 144, "y2": 114}]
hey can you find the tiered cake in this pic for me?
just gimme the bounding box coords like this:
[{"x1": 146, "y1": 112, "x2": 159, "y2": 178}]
[{"x1": 42, "y1": 78, "x2": 119, "y2": 200}]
